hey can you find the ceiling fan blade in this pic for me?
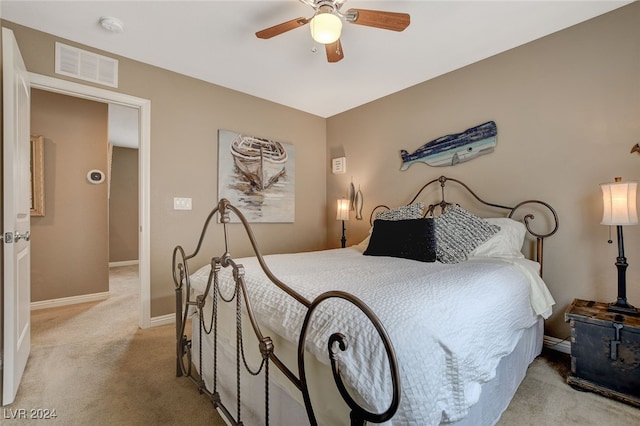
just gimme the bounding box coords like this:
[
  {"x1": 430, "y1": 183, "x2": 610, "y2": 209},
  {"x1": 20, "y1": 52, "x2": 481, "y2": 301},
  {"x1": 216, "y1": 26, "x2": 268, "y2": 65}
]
[
  {"x1": 346, "y1": 9, "x2": 410, "y2": 31},
  {"x1": 256, "y1": 17, "x2": 310, "y2": 39},
  {"x1": 325, "y1": 39, "x2": 344, "y2": 63}
]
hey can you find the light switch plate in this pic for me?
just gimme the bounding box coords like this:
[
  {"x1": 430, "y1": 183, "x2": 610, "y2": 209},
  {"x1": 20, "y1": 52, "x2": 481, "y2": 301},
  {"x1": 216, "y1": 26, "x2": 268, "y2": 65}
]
[
  {"x1": 332, "y1": 157, "x2": 346, "y2": 174},
  {"x1": 173, "y1": 197, "x2": 192, "y2": 210}
]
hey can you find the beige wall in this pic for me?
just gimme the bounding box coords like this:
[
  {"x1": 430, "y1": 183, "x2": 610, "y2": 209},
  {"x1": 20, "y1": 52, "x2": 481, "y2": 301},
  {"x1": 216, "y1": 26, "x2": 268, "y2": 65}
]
[
  {"x1": 3, "y1": 2, "x2": 639, "y2": 335},
  {"x1": 109, "y1": 146, "x2": 138, "y2": 263},
  {"x1": 327, "y1": 3, "x2": 640, "y2": 338},
  {"x1": 30, "y1": 89, "x2": 109, "y2": 301},
  {"x1": 0, "y1": 20, "x2": 327, "y2": 317}
]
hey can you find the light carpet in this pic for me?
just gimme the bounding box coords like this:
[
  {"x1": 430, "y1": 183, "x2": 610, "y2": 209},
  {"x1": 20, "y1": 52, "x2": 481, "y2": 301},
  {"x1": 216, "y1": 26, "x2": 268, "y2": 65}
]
[{"x1": 6, "y1": 265, "x2": 639, "y2": 425}]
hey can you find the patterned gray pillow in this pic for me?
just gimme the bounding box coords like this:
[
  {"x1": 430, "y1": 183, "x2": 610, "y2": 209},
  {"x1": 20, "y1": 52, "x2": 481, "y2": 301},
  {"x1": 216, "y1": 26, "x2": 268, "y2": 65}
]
[
  {"x1": 376, "y1": 202, "x2": 424, "y2": 221},
  {"x1": 434, "y1": 205, "x2": 500, "y2": 264}
]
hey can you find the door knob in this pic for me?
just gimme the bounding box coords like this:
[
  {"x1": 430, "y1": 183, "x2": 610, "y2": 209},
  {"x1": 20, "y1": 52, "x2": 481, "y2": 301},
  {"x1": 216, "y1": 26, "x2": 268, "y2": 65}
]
[{"x1": 15, "y1": 231, "x2": 30, "y2": 242}]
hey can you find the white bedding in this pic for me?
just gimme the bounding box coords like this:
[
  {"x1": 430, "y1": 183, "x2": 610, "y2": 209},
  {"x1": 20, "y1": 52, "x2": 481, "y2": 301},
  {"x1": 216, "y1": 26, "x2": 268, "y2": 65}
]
[{"x1": 190, "y1": 248, "x2": 555, "y2": 425}]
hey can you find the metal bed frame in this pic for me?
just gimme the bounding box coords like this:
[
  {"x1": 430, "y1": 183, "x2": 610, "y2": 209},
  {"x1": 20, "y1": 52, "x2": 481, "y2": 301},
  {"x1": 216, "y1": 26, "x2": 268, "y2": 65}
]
[{"x1": 172, "y1": 175, "x2": 558, "y2": 426}]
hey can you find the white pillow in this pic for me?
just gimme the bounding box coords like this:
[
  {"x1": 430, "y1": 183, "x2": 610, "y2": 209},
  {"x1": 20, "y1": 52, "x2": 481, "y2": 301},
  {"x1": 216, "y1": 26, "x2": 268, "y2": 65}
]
[
  {"x1": 470, "y1": 217, "x2": 526, "y2": 259},
  {"x1": 355, "y1": 231, "x2": 371, "y2": 252}
]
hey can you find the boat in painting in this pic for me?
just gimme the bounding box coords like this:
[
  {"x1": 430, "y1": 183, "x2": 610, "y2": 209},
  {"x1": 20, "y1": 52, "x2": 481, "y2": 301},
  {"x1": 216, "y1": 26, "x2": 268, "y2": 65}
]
[
  {"x1": 230, "y1": 134, "x2": 288, "y2": 190},
  {"x1": 400, "y1": 121, "x2": 497, "y2": 169}
]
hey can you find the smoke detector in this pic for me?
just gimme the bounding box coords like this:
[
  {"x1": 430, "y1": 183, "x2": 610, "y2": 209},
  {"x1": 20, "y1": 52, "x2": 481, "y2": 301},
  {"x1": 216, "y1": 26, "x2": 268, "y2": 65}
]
[{"x1": 99, "y1": 16, "x2": 125, "y2": 33}]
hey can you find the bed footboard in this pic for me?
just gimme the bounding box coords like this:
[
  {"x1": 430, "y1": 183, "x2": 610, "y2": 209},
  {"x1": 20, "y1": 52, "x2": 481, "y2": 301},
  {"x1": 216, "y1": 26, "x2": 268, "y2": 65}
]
[{"x1": 172, "y1": 199, "x2": 401, "y2": 426}]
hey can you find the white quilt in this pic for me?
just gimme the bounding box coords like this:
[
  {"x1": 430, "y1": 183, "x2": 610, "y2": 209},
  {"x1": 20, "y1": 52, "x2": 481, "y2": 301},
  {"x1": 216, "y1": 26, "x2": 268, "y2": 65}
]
[{"x1": 190, "y1": 248, "x2": 554, "y2": 425}]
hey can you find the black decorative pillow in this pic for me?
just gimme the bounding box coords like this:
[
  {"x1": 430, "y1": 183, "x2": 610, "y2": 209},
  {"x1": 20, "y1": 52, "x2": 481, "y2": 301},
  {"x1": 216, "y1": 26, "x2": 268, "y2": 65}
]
[
  {"x1": 434, "y1": 205, "x2": 500, "y2": 264},
  {"x1": 364, "y1": 218, "x2": 436, "y2": 262},
  {"x1": 375, "y1": 202, "x2": 424, "y2": 221}
]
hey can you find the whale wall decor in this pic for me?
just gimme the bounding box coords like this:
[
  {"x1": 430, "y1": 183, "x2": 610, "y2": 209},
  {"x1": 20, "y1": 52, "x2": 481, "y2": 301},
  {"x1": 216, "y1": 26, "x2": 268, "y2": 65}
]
[{"x1": 400, "y1": 121, "x2": 497, "y2": 170}]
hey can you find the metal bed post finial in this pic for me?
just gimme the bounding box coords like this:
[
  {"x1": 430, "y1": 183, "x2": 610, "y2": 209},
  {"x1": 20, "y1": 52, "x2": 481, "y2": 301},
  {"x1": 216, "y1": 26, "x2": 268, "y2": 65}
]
[
  {"x1": 219, "y1": 199, "x2": 233, "y2": 258},
  {"x1": 437, "y1": 175, "x2": 449, "y2": 214},
  {"x1": 219, "y1": 198, "x2": 231, "y2": 223}
]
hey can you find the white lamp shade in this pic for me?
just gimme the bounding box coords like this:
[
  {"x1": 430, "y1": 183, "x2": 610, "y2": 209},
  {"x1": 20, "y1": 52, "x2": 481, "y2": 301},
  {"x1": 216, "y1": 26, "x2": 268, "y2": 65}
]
[
  {"x1": 601, "y1": 179, "x2": 638, "y2": 225},
  {"x1": 310, "y1": 11, "x2": 342, "y2": 44},
  {"x1": 336, "y1": 198, "x2": 350, "y2": 221}
]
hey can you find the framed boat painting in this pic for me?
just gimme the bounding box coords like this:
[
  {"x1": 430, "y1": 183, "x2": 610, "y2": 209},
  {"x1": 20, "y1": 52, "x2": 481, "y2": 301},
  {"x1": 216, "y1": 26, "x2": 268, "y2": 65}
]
[{"x1": 218, "y1": 129, "x2": 295, "y2": 223}]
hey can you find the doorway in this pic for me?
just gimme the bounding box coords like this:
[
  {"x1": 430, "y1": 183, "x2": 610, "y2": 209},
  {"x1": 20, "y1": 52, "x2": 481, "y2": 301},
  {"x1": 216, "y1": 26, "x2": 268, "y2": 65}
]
[
  {"x1": 29, "y1": 73, "x2": 152, "y2": 328},
  {"x1": 108, "y1": 103, "x2": 140, "y2": 270}
]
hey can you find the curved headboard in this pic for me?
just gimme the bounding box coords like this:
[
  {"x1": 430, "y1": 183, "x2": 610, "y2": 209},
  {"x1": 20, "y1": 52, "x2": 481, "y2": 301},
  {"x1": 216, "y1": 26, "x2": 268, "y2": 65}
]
[{"x1": 369, "y1": 175, "x2": 559, "y2": 276}]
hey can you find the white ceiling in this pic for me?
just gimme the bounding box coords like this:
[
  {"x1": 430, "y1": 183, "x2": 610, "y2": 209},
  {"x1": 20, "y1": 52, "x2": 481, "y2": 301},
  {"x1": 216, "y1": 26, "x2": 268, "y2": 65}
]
[
  {"x1": 108, "y1": 103, "x2": 139, "y2": 149},
  {"x1": 1, "y1": 1, "x2": 633, "y2": 118}
]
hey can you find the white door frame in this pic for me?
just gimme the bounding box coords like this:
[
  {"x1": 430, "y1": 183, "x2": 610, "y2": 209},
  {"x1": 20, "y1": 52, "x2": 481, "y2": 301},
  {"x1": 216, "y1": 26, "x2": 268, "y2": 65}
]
[{"x1": 29, "y1": 73, "x2": 152, "y2": 328}]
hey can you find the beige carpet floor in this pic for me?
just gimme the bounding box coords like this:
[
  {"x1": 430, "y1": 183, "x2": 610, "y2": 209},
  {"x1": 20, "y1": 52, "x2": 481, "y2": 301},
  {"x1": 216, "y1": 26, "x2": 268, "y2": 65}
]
[
  {"x1": 6, "y1": 265, "x2": 640, "y2": 425},
  {"x1": 499, "y1": 348, "x2": 640, "y2": 425},
  {"x1": 9, "y1": 265, "x2": 223, "y2": 425}
]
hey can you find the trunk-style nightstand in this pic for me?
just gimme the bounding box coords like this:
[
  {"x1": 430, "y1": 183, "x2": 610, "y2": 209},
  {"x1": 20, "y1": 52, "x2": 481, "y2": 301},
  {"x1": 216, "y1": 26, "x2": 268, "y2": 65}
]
[{"x1": 565, "y1": 298, "x2": 640, "y2": 406}]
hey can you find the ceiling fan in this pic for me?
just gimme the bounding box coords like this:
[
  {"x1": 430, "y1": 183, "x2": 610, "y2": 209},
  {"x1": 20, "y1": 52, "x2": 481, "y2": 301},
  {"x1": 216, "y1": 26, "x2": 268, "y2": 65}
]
[{"x1": 255, "y1": 0, "x2": 410, "y2": 63}]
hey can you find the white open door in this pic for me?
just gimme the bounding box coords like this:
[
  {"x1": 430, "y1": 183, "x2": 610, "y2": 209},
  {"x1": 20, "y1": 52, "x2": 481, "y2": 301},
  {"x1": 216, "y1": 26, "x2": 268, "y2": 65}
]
[{"x1": 2, "y1": 27, "x2": 32, "y2": 406}]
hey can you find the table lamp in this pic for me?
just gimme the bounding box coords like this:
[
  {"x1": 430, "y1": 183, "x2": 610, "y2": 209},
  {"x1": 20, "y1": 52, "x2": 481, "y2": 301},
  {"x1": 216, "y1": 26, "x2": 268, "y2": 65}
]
[
  {"x1": 601, "y1": 177, "x2": 638, "y2": 314},
  {"x1": 337, "y1": 198, "x2": 349, "y2": 248}
]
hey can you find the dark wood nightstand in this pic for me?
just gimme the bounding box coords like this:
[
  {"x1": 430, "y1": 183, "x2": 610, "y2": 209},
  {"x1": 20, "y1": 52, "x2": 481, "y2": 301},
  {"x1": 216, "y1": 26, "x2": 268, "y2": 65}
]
[{"x1": 565, "y1": 298, "x2": 640, "y2": 406}]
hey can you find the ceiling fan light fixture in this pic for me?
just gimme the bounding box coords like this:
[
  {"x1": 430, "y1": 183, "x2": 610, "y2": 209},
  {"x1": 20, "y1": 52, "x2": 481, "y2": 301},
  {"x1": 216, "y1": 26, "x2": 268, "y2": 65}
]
[{"x1": 310, "y1": 7, "x2": 342, "y2": 44}]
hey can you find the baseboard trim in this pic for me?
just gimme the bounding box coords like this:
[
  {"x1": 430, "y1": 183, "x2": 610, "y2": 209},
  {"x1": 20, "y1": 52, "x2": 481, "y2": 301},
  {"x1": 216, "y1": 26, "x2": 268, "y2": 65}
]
[
  {"x1": 149, "y1": 313, "x2": 175, "y2": 327},
  {"x1": 543, "y1": 335, "x2": 571, "y2": 354},
  {"x1": 31, "y1": 291, "x2": 110, "y2": 311},
  {"x1": 109, "y1": 260, "x2": 139, "y2": 268}
]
